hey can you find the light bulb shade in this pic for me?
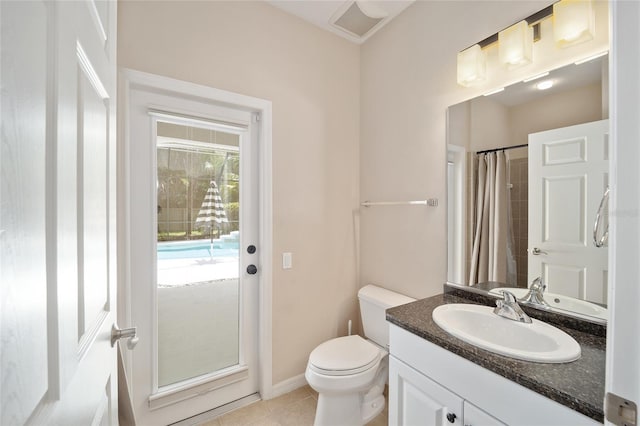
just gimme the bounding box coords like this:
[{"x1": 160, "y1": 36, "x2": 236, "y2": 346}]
[
  {"x1": 553, "y1": 0, "x2": 595, "y2": 48},
  {"x1": 498, "y1": 20, "x2": 533, "y2": 69},
  {"x1": 457, "y1": 44, "x2": 486, "y2": 87}
]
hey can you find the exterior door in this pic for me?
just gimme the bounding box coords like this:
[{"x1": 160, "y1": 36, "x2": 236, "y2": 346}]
[
  {"x1": 1, "y1": 0, "x2": 119, "y2": 424},
  {"x1": 124, "y1": 79, "x2": 260, "y2": 425},
  {"x1": 528, "y1": 120, "x2": 609, "y2": 304}
]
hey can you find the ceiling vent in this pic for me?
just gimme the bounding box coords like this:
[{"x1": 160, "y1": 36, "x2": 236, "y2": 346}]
[{"x1": 331, "y1": 1, "x2": 388, "y2": 39}]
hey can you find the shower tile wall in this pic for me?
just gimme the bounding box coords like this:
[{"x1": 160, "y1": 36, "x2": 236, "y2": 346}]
[{"x1": 510, "y1": 158, "x2": 528, "y2": 288}]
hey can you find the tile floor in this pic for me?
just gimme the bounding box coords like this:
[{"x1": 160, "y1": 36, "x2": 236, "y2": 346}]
[{"x1": 199, "y1": 385, "x2": 388, "y2": 426}]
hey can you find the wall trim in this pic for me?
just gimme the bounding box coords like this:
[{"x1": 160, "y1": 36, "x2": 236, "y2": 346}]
[
  {"x1": 270, "y1": 374, "x2": 308, "y2": 399},
  {"x1": 118, "y1": 67, "x2": 274, "y2": 403}
]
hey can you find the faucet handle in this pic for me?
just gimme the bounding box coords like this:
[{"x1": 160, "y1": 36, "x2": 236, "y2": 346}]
[
  {"x1": 500, "y1": 290, "x2": 518, "y2": 304},
  {"x1": 494, "y1": 290, "x2": 533, "y2": 323},
  {"x1": 531, "y1": 277, "x2": 546, "y2": 292}
]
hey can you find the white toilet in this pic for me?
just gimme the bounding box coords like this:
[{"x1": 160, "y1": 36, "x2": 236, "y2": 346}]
[{"x1": 305, "y1": 285, "x2": 415, "y2": 426}]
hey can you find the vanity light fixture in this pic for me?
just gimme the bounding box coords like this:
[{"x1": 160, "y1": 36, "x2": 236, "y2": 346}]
[
  {"x1": 456, "y1": 1, "x2": 597, "y2": 88},
  {"x1": 536, "y1": 80, "x2": 554, "y2": 90},
  {"x1": 456, "y1": 5, "x2": 552, "y2": 87},
  {"x1": 499, "y1": 20, "x2": 533, "y2": 69},
  {"x1": 457, "y1": 44, "x2": 486, "y2": 87},
  {"x1": 553, "y1": 0, "x2": 595, "y2": 48},
  {"x1": 523, "y1": 72, "x2": 550, "y2": 82}
]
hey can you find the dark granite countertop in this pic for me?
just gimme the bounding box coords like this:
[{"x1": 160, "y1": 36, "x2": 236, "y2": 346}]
[{"x1": 386, "y1": 292, "x2": 606, "y2": 423}]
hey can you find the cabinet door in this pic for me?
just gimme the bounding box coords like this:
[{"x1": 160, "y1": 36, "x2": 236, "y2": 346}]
[
  {"x1": 464, "y1": 401, "x2": 506, "y2": 426},
  {"x1": 390, "y1": 356, "x2": 463, "y2": 426}
]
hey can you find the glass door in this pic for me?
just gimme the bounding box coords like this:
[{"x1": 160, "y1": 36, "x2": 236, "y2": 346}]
[{"x1": 126, "y1": 80, "x2": 261, "y2": 425}]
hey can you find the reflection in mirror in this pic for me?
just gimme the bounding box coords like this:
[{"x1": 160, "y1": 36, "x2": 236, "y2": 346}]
[{"x1": 447, "y1": 54, "x2": 609, "y2": 322}]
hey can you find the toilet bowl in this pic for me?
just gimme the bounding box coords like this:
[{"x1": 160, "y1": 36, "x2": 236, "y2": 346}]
[{"x1": 305, "y1": 285, "x2": 415, "y2": 426}]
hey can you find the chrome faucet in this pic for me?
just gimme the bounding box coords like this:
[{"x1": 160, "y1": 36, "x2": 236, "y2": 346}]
[
  {"x1": 494, "y1": 290, "x2": 532, "y2": 323},
  {"x1": 519, "y1": 277, "x2": 549, "y2": 307}
]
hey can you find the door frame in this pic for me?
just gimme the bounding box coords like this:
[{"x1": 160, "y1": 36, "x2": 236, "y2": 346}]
[
  {"x1": 446, "y1": 144, "x2": 466, "y2": 285},
  {"x1": 117, "y1": 69, "x2": 274, "y2": 405},
  {"x1": 605, "y1": 0, "x2": 640, "y2": 419}
]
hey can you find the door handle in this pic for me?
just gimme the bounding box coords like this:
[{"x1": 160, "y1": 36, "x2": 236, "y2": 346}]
[
  {"x1": 531, "y1": 247, "x2": 548, "y2": 255},
  {"x1": 247, "y1": 264, "x2": 258, "y2": 275},
  {"x1": 593, "y1": 186, "x2": 609, "y2": 248},
  {"x1": 111, "y1": 324, "x2": 139, "y2": 349}
]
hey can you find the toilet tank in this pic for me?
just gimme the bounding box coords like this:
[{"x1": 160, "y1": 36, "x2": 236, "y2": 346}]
[{"x1": 358, "y1": 285, "x2": 415, "y2": 348}]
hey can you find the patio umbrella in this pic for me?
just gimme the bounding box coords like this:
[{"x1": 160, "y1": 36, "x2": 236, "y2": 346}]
[{"x1": 195, "y1": 180, "x2": 228, "y2": 257}]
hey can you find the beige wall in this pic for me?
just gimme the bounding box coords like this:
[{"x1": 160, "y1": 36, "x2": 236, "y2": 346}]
[
  {"x1": 118, "y1": 1, "x2": 360, "y2": 384},
  {"x1": 509, "y1": 83, "x2": 604, "y2": 145},
  {"x1": 452, "y1": 82, "x2": 603, "y2": 153},
  {"x1": 470, "y1": 97, "x2": 510, "y2": 152},
  {"x1": 360, "y1": 0, "x2": 609, "y2": 299}
]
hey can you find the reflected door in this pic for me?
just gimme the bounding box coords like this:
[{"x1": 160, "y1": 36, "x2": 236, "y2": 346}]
[
  {"x1": 127, "y1": 85, "x2": 259, "y2": 425},
  {"x1": 528, "y1": 120, "x2": 609, "y2": 304}
]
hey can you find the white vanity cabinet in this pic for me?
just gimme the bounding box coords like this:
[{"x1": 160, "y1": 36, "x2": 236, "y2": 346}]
[
  {"x1": 390, "y1": 354, "x2": 505, "y2": 426},
  {"x1": 388, "y1": 324, "x2": 600, "y2": 426}
]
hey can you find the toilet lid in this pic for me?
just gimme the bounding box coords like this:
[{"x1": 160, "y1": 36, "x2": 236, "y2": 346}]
[{"x1": 308, "y1": 335, "x2": 381, "y2": 376}]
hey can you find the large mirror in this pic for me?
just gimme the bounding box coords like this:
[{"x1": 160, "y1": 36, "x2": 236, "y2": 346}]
[{"x1": 447, "y1": 54, "x2": 609, "y2": 323}]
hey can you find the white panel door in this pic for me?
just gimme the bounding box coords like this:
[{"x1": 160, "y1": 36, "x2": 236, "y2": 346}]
[
  {"x1": 1, "y1": 0, "x2": 119, "y2": 424},
  {"x1": 389, "y1": 356, "x2": 463, "y2": 426},
  {"x1": 528, "y1": 120, "x2": 609, "y2": 304}
]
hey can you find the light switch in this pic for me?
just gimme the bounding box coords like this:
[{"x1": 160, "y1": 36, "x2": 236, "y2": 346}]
[{"x1": 282, "y1": 252, "x2": 293, "y2": 269}]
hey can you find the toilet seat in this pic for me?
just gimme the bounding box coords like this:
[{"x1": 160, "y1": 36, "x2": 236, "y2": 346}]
[{"x1": 308, "y1": 335, "x2": 382, "y2": 377}]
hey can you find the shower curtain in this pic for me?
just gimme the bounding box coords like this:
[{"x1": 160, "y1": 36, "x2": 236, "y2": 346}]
[{"x1": 468, "y1": 151, "x2": 517, "y2": 285}]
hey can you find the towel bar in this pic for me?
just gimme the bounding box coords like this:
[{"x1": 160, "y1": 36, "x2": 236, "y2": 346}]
[{"x1": 361, "y1": 199, "x2": 438, "y2": 207}]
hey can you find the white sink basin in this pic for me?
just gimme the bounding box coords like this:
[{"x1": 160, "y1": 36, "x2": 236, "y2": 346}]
[
  {"x1": 489, "y1": 287, "x2": 608, "y2": 321},
  {"x1": 432, "y1": 304, "x2": 581, "y2": 363}
]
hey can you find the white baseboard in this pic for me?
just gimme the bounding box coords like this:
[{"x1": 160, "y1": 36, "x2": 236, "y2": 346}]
[
  {"x1": 172, "y1": 393, "x2": 261, "y2": 426},
  {"x1": 269, "y1": 373, "x2": 308, "y2": 399},
  {"x1": 173, "y1": 374, "x2": 310, "y2": 424}
]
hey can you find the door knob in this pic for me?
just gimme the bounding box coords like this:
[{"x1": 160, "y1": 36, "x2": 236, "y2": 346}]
[
  {"x1": 531, "y1": 247, "x2": 548, "y2": 256},
  {"x1": 446, "y1": 412, "x2": 457, "y2": 423},
  {"x1": 111, "y1": 324, "x2": 138, "y2": 349},
  {"x1": 247, "y1": 264, "x2": 258, "y2": 275}
]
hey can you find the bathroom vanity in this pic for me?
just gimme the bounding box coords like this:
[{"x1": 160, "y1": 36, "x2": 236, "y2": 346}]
[{"x1": 385, "y1": 290, "x2": 605, "y2": 425}]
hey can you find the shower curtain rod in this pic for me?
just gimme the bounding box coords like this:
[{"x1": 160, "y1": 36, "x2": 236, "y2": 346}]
[{"x1": 476, "y1": 143, "x2": 528, "y2": 155}]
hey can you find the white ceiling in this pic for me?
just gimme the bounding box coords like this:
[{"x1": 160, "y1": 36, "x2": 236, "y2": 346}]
[{"x1": 265, "y1": 0, "x2": 415, "y2": 44}]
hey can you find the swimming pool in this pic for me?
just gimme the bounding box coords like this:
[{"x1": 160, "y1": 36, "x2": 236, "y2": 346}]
[{"x1": 157, "y1": 240, "x2": 239, "y2": 260}]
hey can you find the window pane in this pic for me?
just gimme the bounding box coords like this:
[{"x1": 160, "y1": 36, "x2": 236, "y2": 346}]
[{"x1": 155, "y1": 121, "x2": 241, "y2": 388}]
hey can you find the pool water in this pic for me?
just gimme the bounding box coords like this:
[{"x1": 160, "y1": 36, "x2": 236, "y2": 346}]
[{"x1": 158, "y1": 241, "x2": 239, "y2": 260}]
